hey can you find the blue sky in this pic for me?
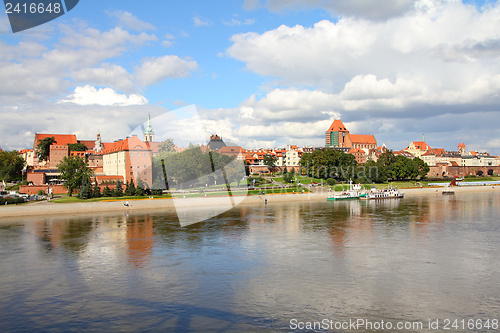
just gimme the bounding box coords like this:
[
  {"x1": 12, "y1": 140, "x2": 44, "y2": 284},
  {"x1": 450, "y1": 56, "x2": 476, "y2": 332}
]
[{"x1": 1, "y1": 0, "x2": 500, "y2": 154}]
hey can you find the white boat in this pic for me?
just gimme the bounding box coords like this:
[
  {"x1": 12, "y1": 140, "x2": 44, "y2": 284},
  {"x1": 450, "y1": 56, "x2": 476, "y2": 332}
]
[
  {"x1": 327, "y1": 181, "x2": 364, "y2": 201},
  {"x1": 360, "y1": 187, "x2": 404, "y2": 200}
]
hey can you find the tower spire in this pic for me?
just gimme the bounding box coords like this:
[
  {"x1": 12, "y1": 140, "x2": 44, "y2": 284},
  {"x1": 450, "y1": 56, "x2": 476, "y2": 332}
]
[{"x1": 144, "y1": 114, "x2": 155, "y2": 142}]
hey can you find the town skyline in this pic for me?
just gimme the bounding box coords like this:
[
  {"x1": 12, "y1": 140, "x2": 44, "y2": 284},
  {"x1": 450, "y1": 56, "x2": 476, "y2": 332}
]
[{"x1": 2, "y1": 0, "x2": 500, "y2": 154}]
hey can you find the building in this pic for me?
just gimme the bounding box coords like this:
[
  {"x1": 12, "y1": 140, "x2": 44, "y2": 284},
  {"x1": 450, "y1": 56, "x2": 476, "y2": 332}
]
[
  {"x1": 325, "y1": 119, "x2": 377, "y2": 163},
  {"x1": 102, "y1": 135, "x2": 153, "y2": 187},
  {"x1": 404, "y1": 141, "x2": 431, "y2": 158}
]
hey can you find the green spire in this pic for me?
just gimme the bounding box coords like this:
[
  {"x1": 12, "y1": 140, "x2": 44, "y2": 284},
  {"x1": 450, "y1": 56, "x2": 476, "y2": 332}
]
[{"x1": 145, "y1": 114, "x2": 154, "y2": 135}]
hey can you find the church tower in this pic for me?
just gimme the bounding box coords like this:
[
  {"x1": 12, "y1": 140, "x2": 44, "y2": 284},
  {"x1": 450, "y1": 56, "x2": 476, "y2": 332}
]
[
  {"x1": 94, "y1": 131, "x2": 103, "y2": 153},
  {"x1": 144, "y1": 114, "x2": 155, "y2": 142}
]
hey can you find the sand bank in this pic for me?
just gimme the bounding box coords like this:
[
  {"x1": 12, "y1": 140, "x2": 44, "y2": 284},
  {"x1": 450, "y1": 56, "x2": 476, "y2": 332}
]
[{"x1": 0, "y1": 185, "x2": 497, "y2": 220}]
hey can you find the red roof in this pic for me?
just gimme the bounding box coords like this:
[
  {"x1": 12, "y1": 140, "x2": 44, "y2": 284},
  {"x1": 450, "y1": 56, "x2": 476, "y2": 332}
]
[
  {"x1": 407, "y1": 141, "x2": 430, "y2": 151},
  {"x1": 146, "y1": 141, "x2": 161, "y2": 154},
  {"x1": 218, "y1": 146, "x2": 245, "y2": 154},
  {"x1": 326, "y1": 119, "x2": 348, "y2": 132},
  {"x1": 101, "y1": 136, "x2": 151, "y2": 154},
  {"x1": 349, "y1": 134, "x2": 377, "y2": 145},
  {"x1": 78, "y1": 140, "x2": 95, "y2": 150},
  {"x1": 34, "y1": 133, "x2": 77, "y2": 148}
]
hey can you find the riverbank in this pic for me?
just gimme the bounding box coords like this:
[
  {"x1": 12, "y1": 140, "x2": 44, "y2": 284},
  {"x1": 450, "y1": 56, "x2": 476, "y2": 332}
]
[{"x1": 0, "y1": 185, "x2": 498, "y2": 220}]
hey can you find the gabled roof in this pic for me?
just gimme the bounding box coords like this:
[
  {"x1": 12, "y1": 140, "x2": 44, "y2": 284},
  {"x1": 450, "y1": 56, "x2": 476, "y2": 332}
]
[
  {"x1": 326, "y1": 119, "x2": 349, "y2": 132},
  {"x1": 348, "y1": 148, "x2": 365, "y2": 154},
  {"x1": 145, "y1": 141, "x2": 161, "y2": 154},
  {"x1": 421, "y1": 148, "x2": 446, "y2": 156},
  {"x1": 407, "y1": 141, "x2": 430, "y2": 151},
  {"x1": 349, "y1": 134, "x2": 377, "y2": 145},
  {"x1": 34, "y1": 133, "x2": 77, "y2": 148},
  {"x1": 101, "y1": 136, "x2": 151, "y2": 154},
  {"x1": 394, "y1": 150, "x2": 415, "y2": 157},
  {"x1": 78, "y1": 140, "x2": 95, "y2": 150},
  {"x1": 218, "y1": 146, "x2": 245, "y2": 154}
]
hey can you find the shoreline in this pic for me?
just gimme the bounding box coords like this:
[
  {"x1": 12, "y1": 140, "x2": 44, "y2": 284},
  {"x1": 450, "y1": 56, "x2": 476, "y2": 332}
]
[{"x1": 0, "y1": 185, "x2": 498, "y2": 220}]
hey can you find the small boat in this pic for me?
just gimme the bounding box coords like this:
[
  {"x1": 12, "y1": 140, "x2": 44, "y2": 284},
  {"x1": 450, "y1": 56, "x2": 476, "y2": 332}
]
[
  {"x1": 360, "y1": 187, "x2": 404, "y2": 200},
  {"x1": 327, "y1": 181, "x2": 363, "y2": 201},
  {"x1": 442, "y1": 186, "x2": 455, "y2": 195}
]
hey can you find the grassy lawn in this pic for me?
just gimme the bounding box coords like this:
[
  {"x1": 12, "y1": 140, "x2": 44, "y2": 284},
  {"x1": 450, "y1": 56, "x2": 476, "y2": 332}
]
[{"x1": 51, "y1": 194, "x2": 172, "y2": 203}]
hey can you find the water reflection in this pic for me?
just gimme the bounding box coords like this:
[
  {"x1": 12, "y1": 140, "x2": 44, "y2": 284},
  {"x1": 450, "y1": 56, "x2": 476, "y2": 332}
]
[{"x1": 1, "y1": 192, "x2": 500, "y2": 332}]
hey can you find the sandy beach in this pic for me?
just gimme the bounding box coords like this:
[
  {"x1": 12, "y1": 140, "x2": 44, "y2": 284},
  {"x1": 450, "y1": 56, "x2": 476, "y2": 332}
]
[{"x1": 0, "y1": 185, "x2": 497, "y2": 220}]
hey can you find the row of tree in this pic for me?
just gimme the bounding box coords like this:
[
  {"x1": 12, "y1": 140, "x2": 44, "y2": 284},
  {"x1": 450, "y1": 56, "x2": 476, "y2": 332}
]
[
  {"x1": 298, "y1": 149, "x2": 429, "y2": 183},
  {"x1": 78, "y1": 178, "x2": 149, "y2": 199},
  {"x1": 57, "y1": 156, "x2": 152, "y2": 198},
  {"x1": 151, "y1": 144, "x2": 246, "y2": 190}
]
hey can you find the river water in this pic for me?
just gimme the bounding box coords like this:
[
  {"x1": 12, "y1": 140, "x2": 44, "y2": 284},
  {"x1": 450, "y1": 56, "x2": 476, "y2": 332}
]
[{"x1": 1, "y1": 192, "x2": 499, "y2": 332}]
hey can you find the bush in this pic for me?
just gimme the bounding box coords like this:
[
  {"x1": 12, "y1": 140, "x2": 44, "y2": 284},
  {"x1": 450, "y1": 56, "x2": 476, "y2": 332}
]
[
  {"x1": 0, "y1": 197, "x2": 25, "y2": 205},
  {"x1": 151, "y1": 189, "x2": 163, "y2": 196},
  {"x1": 476, "y1": 170, "x2": 484, "y2": 176},
  {"x1": 488, "y1": 169, "x2": 494, "y2": 176},
  {"x1": 326, "y1": 178, "x2": 336, "y2": 186},
  {"x1": 37, "y1": 189, "x2": 45, "y2": 195}
]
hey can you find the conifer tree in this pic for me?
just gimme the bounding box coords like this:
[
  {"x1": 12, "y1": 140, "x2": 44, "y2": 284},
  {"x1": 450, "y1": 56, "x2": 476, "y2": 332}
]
[
  {"x1": 114, "y1": 180, "x2": 123, "y2": 197},
  {"x1": 103, "y1": 185, "x2": 112, "y2": 197},
  {"x1": 92, "y1": 178, "x2": 101, "y2": 198}
]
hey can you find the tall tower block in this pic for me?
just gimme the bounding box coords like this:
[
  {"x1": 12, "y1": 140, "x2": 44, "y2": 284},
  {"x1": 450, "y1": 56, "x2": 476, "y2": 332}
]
[{"x1": 326, "y1": 119, "x2": 349, "y2": 147}]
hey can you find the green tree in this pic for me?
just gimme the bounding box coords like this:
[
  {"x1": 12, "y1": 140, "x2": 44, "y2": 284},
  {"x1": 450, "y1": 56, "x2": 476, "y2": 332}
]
[
  {"x1": 135, "y1": 178, "x2": 146, "y2": 196},
  {"x1": 114, "y1": 180, "x2": 124, "y2": 197},
  {"x1": 0, "y1": 151, "x2": 25, "y2": 181},
  {"x1": 58, "y1": 156, "x2": 93, "y2": 196},
  {"x1": 413, "y1": 157, "x2": 430, "y2": 179},
  {"x1": 102, "y1": 185, "x2": 112, "y2": 197},
  {"x1": 299, "y1": 149, "x2": 356, "y2": 181},
  {"x1": 68, "y1": 143, "x2": 87, "y2": 151},
  {"x1": 263, "y1": 154, "x2": 277, "y2": 173},
  {"x1": 36, "y1": 137, "x2": 56, "y2": 162},
  {"x1": 158, "y1": 138, "x2": 176, "y2": 153},
  {"x1": 92, "y1": 178, "x2": 101, "y2": 198},
  {"x1": 283, "y1": 168, "x2": 294, "y2": 183},
  {"x1": 125, "y1": 179, "x2": 136, "y2": 196},
  {"x1": 79, "y1": 176, "x2": 91, "y2": 199}
]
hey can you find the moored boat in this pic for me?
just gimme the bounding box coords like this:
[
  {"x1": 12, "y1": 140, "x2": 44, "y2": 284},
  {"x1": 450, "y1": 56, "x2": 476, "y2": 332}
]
[
  {"x1": 327, "y1": 181, "x2": 364, "y2": 201},
  {"x1": 360, "y1": 187, "x2": 404, "y2": 200}
]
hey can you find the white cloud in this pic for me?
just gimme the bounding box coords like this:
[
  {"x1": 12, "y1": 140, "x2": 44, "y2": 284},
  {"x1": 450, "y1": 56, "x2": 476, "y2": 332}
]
[
  {"x1": 223, "y1": 18, "x2": 255, "y2": 26},
  {"x1": 0, "y1": 103, "x2": 164, "y2": 150},
  {"x1": 193, "y1": 16, "x2": 212, "y2": 27},
  {"x1": 107, "y1": 10, "x2": 156, "y2": 31},
  {"x1": 58, "y1": 85, "x2": 148, "y2": 106},
  {"x1": 0, "y1": 25, "x2": 157, "y2": 103},
  {"x1": 162, "y1": 33, "x2": 175, "y2": 47},
  {"x1": 71, "y1": 64, "x2": 134, "y2": 91},
  {"x1": 135, "y1": 55, "x2": 198, "y2": 85},
  {"x1": 227, "y1": 1, "x2": 500, "y2": 110},
  {"x1": 246, "y1": 0, "x2": 416, "y2": 20}
]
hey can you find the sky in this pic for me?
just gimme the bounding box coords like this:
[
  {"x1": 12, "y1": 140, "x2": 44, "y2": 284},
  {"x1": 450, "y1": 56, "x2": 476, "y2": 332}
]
[{"x1": 1, "y1": 0, "x2": 500, "y2": 154}]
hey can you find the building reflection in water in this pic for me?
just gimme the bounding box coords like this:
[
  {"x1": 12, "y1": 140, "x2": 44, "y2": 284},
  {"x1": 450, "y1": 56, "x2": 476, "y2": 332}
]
[
  {"x1": 22, "y1": 212, "x2": 156, "y2": 269},
  {"x1": 126, "y1": 215, "x2": 154, "y2": 268}
]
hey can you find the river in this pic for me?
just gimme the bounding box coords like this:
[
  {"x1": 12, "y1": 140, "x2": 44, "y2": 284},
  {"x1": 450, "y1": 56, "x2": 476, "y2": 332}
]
[{"x1": 1, "y1": 192, "x2": 499, "y2": 332}]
